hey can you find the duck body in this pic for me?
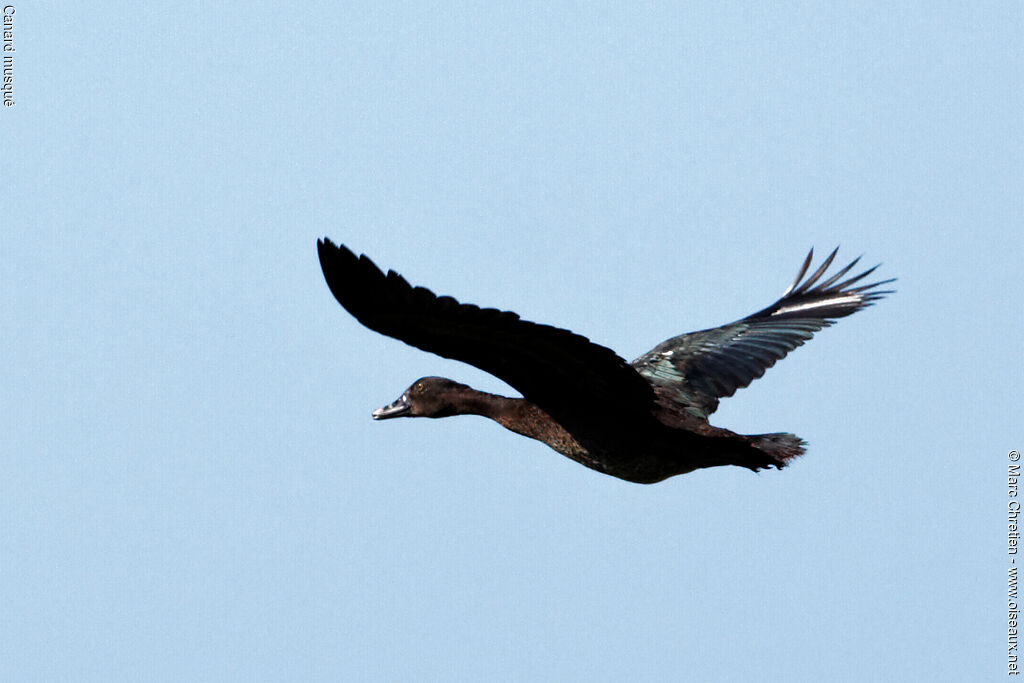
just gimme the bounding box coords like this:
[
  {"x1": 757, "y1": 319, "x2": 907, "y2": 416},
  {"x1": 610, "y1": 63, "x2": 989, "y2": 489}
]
[
  {"x1": 318, "y1": 239, "x2": 892, "y2": 484},
  {"x1": 374, "y1": 377, "x2": 800, "y2": 483},
  {"x1": 494, "y1": 398, "x2": 792, "y2": 484}
]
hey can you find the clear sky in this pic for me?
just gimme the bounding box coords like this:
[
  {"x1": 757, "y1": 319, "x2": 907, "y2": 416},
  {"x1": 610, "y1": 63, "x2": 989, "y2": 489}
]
[{"x1": 3, "y1": 2, "x2": 1020, "y2": 681}]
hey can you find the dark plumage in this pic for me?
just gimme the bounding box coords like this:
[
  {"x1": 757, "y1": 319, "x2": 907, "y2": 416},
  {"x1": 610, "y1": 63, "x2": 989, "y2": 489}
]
[{"x1": 317, "y1": 239, "x2": 894, "y2": 484}]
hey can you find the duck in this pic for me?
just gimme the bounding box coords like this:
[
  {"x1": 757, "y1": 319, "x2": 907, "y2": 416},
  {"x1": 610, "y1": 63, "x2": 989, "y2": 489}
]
[{"x1": 317, "y1": 238, "x2": 893, "y2": 484}]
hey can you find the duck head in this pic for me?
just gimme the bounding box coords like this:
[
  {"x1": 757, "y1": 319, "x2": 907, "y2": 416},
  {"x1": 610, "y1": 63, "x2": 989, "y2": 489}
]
[{"x1": 371, "y1": 377, "x2": 473, "y2": 419}]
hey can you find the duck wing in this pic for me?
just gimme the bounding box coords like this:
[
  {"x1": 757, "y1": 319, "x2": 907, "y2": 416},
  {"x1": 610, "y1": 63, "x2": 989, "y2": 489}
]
[
  {"x1": 631, "y1": 248, "x2": 894, "y2": 419},
  {"x1": 317, "y1": 239, "x2": 658, "y2": 436}
]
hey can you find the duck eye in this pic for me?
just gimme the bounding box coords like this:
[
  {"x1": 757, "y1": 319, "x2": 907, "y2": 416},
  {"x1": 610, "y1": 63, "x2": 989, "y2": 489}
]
[{"x1": 415, "y1": 383, "x2": 424, "y2": 392}]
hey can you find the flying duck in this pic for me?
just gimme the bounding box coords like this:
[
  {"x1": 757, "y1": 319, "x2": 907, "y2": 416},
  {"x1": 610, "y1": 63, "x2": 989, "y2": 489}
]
[{"x1": 317, "y1": 239, "x2": 893, "y2": 484}]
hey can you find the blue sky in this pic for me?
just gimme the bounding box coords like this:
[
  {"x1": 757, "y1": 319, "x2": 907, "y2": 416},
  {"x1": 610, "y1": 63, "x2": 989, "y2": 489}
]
[{"x1": 3, "y1": 2, "x2": 1020, "y2": 681}]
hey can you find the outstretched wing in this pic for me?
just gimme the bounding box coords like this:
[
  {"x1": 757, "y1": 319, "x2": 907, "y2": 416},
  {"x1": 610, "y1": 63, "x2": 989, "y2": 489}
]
[
  {"x1": 632, "y1": 248, "x2": 894, "y2": 418},
  {"x1": 318, "y1": 239, "x2": 657, "y2": 436}
]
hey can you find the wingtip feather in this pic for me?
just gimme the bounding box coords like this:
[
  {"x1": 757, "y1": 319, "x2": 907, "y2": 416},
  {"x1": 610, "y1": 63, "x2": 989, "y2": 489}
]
[{"x1": 782, "y1": 248, "x2": 815, "y2": 296}]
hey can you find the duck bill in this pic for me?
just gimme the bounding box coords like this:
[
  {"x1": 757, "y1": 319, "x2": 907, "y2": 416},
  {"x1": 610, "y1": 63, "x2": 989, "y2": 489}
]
[{"x1": 372, "y1": 394, "x2": 411, "y2": 420}]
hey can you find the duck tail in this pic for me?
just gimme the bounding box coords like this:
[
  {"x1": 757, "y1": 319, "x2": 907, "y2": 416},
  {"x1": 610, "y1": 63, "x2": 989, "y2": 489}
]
[{"x1": 748, "y1": 433, "x2": 806, "y2": 469}]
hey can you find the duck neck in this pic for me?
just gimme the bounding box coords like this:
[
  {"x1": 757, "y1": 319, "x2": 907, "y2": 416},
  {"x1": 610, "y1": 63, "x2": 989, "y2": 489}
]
[
  {"x1": 451, "y1": 389, "x2": 520, "y2": 420},
  {"x1": 456, "y1": 392, "x2": 557, "y2": 442},
  {"x1": 452, "y1": 389, "x2": 591, "y2": 462}
]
